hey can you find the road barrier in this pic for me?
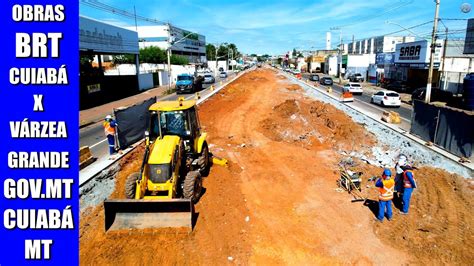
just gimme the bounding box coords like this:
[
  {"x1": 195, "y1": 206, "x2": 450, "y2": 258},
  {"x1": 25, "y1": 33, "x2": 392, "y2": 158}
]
[
  {"x1": 79, "y1": 146, "x2": 95, "y2": 169},
  {"x1": 381, "y1": 111, "x2": 401, "y2": 124}
]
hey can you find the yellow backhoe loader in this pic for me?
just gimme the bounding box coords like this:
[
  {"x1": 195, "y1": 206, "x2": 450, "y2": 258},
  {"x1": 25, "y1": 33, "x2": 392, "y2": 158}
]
[{"x1": 104, "y1": 97, "x2": 210, "y2": 232}]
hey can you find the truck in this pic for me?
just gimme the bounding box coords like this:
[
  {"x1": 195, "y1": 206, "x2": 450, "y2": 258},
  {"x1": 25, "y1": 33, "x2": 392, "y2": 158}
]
[{"x1": 175, "y1": 73, "x2": 203, "y2": 94}]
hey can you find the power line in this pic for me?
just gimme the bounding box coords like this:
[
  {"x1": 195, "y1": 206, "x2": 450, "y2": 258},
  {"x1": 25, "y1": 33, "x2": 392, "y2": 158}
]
[{"x1": 80, "y1": 0, "x2": 166, "y2": 25}]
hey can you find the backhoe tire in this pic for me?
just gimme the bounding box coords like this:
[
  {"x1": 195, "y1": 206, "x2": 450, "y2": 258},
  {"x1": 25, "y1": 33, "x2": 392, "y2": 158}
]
[
  {"x1": 125, "y1": 172, "x2": 140, "y2": 199},
  {"x1": 198, "y1": 143, "x2": 210, "y2": 176},
  {"x1": 183, "y1": 171, "x2": 202, "y2": 203}
]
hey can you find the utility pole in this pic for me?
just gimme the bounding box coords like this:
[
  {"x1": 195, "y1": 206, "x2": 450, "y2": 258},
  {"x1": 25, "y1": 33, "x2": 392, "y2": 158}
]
[
  {"x1": 215, "y1": 43, "x2": 218, "y2": 77},
  {"x1": 441, "y1": 26, "x2": 448, "y2": 91},
  {"x1": 352, "y1": 35, "x2": 355, "y2": 54},
  {"x1": 339, "y1": 30, "x2": 342, "y2": 84},
  {"x1": 167, "y1": 23, "x2": 172, "y2": 93},
  {"x1": 425, "y1": 0, "x2": 440, "y2": 103}
]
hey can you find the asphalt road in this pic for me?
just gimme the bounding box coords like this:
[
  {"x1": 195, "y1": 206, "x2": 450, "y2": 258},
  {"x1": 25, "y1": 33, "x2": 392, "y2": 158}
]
[
  {"x1": 79, "y1": 72, "x2": 235, "y2": 164},
  {"x1": 301, "y1": 73, "x2": 413, "y2": 120}
]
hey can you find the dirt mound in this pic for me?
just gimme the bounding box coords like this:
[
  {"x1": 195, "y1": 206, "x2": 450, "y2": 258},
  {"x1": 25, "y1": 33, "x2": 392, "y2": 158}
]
[
  {"x1": 285, "y1": 84, "x2": 302, "y2": 91},
  {"x1": 373, "y1": 167, "x2": 474, "y2": 264},
  {"x1": 260, "y1": 99, "x2": 374, "y2": 150}
]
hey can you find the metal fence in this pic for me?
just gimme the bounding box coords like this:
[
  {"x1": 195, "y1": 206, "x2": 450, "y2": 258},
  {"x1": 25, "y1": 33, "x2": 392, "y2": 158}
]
[{"x1": 410, "y1": 100, "x2": 474, "y2": 158}]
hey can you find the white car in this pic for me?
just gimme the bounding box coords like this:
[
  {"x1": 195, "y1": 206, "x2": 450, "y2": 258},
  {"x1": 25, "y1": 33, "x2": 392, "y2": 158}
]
[
  {"x1": 203, "y1": 74, "x2": 215, "y2": 84},
  {"x1": 371, "y1": 90, "x2": 401, "y2": 107},
  {"x1": 344, "y1": 83, "x2": 363, "y2": 95}
]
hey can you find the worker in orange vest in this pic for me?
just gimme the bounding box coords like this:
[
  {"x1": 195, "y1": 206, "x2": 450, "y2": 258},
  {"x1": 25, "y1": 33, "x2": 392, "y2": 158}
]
[
  {"x1": 400, "y1": 165, "x2": 417, "y2": 214},
  {"x1": 103, "y1": 115, "x2": 118, "y2": 157},
  {"x1": 375, "y1": 169, "x2": 395, "y2": 222}
]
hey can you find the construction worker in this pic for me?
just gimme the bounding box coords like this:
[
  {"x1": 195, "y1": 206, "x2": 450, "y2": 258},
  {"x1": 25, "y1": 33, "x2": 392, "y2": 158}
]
[
  {"x1": 375, "y1": 169, "x2": 395, "y2": 222},
  {"x1": 400, "y1": 165, "x2": 417, "y2": 214},
  {"x1": 394, "y1": 154, "x2": 407, "y2": 194},
  {"x1": 103, "y1": 115, "x2": 118, "y2": 157}
]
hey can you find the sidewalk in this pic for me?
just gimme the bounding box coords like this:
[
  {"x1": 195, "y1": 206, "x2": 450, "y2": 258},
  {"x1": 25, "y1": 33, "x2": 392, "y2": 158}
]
[{"x1": 80, "y1": 85, "x2": 169, "y2": 128}]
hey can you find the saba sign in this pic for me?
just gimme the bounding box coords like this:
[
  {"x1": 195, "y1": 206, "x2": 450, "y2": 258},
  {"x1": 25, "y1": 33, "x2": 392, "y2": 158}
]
[{"x1": 394, "y1": 40, "x2": 442, "y2": 65}]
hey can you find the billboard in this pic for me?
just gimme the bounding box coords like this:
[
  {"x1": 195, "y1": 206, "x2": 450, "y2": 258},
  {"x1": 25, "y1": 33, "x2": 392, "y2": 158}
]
[
  {"x1": 394, "y1": 40, "x2": 442, "y2": 65},
  {"x1": 464, "y1": 18, "x2": 474, "y2": 54},
  {"x1": 80, "y1": 16, "x2": 139, "y2": 54},
  {"x1": 375, "y1": 52, "x2": 395, "y2": 65}
]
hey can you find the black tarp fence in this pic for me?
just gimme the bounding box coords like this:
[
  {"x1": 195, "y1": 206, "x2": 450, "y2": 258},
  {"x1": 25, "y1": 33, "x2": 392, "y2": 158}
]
[
  {"x1": 410, "y1": 100, "x2": 474, "y2": 158},
  {"x1": 114, "y1": 97, "x2": 156, "y2": 149}
]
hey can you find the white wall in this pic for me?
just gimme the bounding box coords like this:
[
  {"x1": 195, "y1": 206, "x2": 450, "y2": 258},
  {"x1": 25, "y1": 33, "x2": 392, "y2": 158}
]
[
  {"x1": 104, "y1": 63, "x2": 196, "y2": 86},
  {"x1": 327, "y1": 56, "x2": 338, "y2": 76},
  {"x1": 138, "y1": 73, "x2": 154, "y2": 90},
  {"x1": 347, "y1": 54, "x2": 375, "y2": 67},
  {"x1": 207, "y1": 60, "x2": 228, "y2": 73}
]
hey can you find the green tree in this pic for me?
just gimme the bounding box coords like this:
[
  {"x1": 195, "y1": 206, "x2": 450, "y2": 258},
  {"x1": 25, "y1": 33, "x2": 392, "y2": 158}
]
[
  {"x1": 206, "y1": 44, "x2": 216, "y2": 60},
  {"x1": 292, "y1": 48, "x2": 297, "y2": 57},
  {"x1": 139, "y1": 46, "x2": 167, "y2": 64},
  {"x1": 170, "y1": 54, "x2": 189, "y2": 65},
  {"x1": 112, "y1": 54, "x2": 135, "y2": 65}
]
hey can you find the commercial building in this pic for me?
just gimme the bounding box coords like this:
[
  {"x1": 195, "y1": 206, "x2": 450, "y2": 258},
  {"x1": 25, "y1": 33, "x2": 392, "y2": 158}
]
[
  {"x1": 348, "y1": 36, "x2": 415, "y2": 54},
  {"x1": 80, "y1": 16, "x2": 151, "y2": 109},
  {"x1": 133, "y1": 25, "x2": 206, "y2": 64},
  {"x1": 440, "y1": 39, "x2": 474, "y2": 93},
  {"x1": 391, "y1": 39, "x2": 444, "y2": 89}
]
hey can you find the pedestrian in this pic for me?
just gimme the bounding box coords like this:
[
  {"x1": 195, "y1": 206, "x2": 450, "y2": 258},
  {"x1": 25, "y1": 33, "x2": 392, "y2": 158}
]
[
  {"x1": 375, "y1": 168, "x2": 395, "y2": 222},
  {"x1": 400, "y1": 165, "x2": 417, "y2": 215},
  {"x1": 103, "y1": 115, "x2": 118, "y2": 158}
]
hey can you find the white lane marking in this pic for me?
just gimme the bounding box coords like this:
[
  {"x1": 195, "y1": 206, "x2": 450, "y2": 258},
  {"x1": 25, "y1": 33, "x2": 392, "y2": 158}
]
[{"x1": 89, "y1": 138, "x2": 107, "y2": 149}]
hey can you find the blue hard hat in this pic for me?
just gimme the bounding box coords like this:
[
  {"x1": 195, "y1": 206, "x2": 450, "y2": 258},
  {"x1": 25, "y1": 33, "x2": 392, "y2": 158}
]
[{"x1": 383, "y1": 169, "x2": 392, "y2": 177}]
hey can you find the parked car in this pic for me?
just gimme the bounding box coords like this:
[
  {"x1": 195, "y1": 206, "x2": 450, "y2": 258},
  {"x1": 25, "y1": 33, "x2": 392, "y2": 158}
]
[
  {"x1": 310, "y1": 74, "x2": 320, "y2": 81},
  {"x1": 383, "y1": 80, "x2": 410, "y2": 92},
  {"x1": 371, "y1": 90, "x2": 401, "y2": 107},
  {"x1": 219, "y1": 71, "x2": 228, "y2": 78},
  {"x1": 344, "y1": 83, "x2": 363, "y2": 95},
  {"x1": 203, "y1": 74, "x2": 215, "y2": 84},
  {"x1": 348, "y1": 73, "x2": 364, "y2": 82},
  {"x1": 320, "y1": 77, "x2": 333, "y2": 85}
]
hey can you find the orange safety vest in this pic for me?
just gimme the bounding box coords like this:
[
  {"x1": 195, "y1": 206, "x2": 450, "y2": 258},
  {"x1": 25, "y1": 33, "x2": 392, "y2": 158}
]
[
  {"x1": 103, "y1": 121, "x2": 116, "y2": 136},
  {"x1": 403, "y1": 170, "x2": 415, "y2": 188},
  {"x1": 379, "y1": 178, "x2": 395, "y2": 201}
]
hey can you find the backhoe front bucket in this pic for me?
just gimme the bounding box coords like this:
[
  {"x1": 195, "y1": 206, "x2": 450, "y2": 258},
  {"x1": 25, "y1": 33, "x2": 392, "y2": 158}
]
[{"x1": 104, "y1": 199, "x2": 194, "y2": 232}]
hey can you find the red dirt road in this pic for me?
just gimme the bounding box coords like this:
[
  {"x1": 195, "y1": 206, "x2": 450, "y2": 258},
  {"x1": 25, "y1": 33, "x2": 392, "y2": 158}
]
[{"x1": 80, "y1": 68, "x2": 473, "y2": 265}]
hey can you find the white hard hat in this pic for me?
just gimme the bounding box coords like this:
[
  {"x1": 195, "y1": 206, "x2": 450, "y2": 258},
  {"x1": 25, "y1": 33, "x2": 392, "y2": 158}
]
[
  {"x1": 398, "y1": 154, "x2": 407, "y2": 167},
  {"x1": 105, "y1": 115, "x2": 112, "y2": 120}
]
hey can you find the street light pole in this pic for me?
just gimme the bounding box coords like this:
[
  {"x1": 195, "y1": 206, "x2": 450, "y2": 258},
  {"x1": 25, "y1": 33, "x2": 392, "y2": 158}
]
[
  {"x1": 425, "y1": 0, "x2": 440, "y2": 103},
  {"x1": 167, "y1": 23, "x2": 172, "y2": 93},
  {"x1": 330, "y1": 27, "x2": 343, "y2": 84}
]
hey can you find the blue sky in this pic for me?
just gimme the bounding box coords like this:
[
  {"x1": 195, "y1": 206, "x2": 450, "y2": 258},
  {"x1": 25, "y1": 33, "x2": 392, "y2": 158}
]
[{"x1": 80, "y1": 0, "x2": 472, "y2": 55}]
